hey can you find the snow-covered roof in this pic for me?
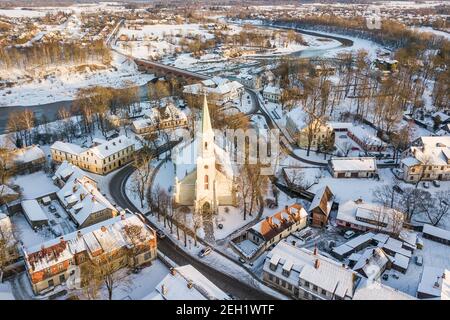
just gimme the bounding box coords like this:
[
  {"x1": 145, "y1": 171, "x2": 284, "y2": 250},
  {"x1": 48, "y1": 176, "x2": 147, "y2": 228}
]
[
  {"x1": 251, "y1": 203, "x2": 307, "y2": 241},
  {"x1": 264, "y1": 242, "x2": 359, "y2": 299},
  {"x1": 11, "y1": 145, "x2": 45, "y2": 164},
  {"x1": 0, "y1": 283, "x2": 14, "y2": 300},
  {"x1": 53, "y1": 160, "x2": 91, "y2": 185},
  {"x1": 263, "y1": 85, "x2": 282, "y2": 95},
  {"x1": 0, "y1": 185, "x2": 18, "y2": 197},
  {"x1": 56, "y1": 176, "x2": 116, "y2": 226},
  {"x1": 417, "y1": 266, "x2": 449, "y2": 299},
  {"x1": 348, "y1": 125, "x2": 386, "y2": 147},
  {"x1": 344, "y1": 232, "x2": 375, "y2": 249},
  {"x1": 337, "y1": 200, "x2": 404, "y2": 234},
  {"x1": 308, "y1": 186, "x2": 333, "y2": 216},
  {"x1": 330, "y1": 157, "x2": 377, "y2": 172},
  {"x1": 352, "y1": 247, "x2": 389, "y2": 277},
  {"x1": 52, "y1": 135, "x2": 134, "y2": 160},
  {"x1": 25, "y1": 214, "x2": 155, "y2": 272},
  {"x1": 21, "y1": 199, "x2": 48, "y2": 222},
  {"x1": 423, "y1": 224, "x2": 450, "y2": 242},
  {"x1": 154, "y1": 265, "x2": 229, "y2": 300},
  {"x1": 393, "y1": 252, "x2": 410, "y2": 270},
  {"x1": 354, "y1": 279, "x2": 415, "y2": 300},
  {"x1": 88, "y1": 135, "x2": 134, "y2": 160},
  {"x1": 401, "y1": 156, "x2": 420, "y2": 167},
  {"x1": 51, "y1": 141, "x2": 84, "y2": 155}
]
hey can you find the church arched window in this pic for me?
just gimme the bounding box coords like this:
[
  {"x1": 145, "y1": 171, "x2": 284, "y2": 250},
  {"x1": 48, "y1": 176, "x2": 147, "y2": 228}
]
[
  {"x1": 205, "y1": 142, "x2": 208, "y2": 150},
  {"x1": 204, "y1": 175, "x2": 209, "y2": 190}
]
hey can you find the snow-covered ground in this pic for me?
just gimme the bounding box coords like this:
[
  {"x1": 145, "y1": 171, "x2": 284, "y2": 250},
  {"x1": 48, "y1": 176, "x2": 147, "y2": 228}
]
[{"x1": 0, "y1": 52, "x2": 154, "y2": 107}]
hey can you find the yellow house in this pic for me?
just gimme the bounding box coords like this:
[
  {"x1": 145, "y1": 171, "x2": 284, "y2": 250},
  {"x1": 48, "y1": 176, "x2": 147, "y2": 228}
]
[{"x1": 285, "y1": 109, "x2": 334, "y2": 149}]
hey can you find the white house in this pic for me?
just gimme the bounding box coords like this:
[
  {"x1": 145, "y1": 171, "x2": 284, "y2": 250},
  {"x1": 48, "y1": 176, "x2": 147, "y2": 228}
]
[
  {"x1": 183, "y1": 76, "x2": 244, "y2": 105},
  {"x1": 400, "y1": 136, "x2": 450, "y2": 182},
  {"x1": 328, "y1": 157, "x2": 377, "y2": 178},
  {"x1": 336, "y1": 199, "x2": 404, "y2": 235},
  {"x1": 263, "y1": 241, "x2": 361, "y2": 300},
  {"x1": 262, "y1": 85, "x2": 282, "y2": 103}
]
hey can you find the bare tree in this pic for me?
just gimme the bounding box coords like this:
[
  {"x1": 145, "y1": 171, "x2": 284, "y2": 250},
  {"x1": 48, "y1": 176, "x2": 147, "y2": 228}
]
[
  {"x1": 425, "y1": 191, "x2": 450, "y2": 226},
  {"x1": 130, "y1": 147, "x2": 153, "y2": 208}
]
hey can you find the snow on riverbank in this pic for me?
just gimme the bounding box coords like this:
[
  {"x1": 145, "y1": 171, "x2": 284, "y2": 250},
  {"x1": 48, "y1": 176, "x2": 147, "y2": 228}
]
[{"x1": 0, "y1": 52, "x2": 154, "y2": 107}]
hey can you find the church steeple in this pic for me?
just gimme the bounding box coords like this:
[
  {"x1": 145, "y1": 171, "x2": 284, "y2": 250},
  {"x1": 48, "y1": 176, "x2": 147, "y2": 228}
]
[{"x1": 201, "y1": 94, "x2": 213, "y2": 135}]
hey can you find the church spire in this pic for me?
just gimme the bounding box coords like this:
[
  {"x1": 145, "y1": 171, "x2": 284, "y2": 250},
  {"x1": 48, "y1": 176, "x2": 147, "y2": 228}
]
[{"x1": 202, "y1": 94, "x2": 213, "y2": 135}]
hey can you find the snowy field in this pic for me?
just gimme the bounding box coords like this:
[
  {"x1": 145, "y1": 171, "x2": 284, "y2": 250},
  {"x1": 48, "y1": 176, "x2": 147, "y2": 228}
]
[{"x1": 0, "y1": 52, "x2": 154, "y2": 107}]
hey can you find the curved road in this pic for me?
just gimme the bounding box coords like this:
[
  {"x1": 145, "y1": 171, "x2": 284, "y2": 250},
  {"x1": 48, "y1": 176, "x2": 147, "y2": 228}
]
[{"x1": 109, "y1": 165, "x2": 274, "y2": 300}]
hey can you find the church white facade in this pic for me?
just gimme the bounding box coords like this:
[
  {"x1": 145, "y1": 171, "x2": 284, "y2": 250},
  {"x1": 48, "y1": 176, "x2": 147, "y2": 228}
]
[{"x1": 173, "y1": 96, "x2": 237, "y2": 215}]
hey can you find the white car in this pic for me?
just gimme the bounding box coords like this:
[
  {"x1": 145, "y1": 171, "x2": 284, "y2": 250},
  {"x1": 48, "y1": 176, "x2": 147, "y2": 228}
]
[
  {"x1": 423, "y1": 182, "x2": 430, "y2": 189},
  {"x1": 344, "y1": 230, "x2": 356, "y2": 239},
  {"x1": 198, "y1": 246, "x2": 212, "y2": 258}
]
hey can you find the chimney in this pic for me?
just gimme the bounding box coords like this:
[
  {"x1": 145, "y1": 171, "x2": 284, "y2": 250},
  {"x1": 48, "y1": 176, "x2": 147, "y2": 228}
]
[
  {"x1": 443, "y1": 273, "x2": 446, "y2": 280},
  {"x1": 313, "y1": 246, "x2": 318, "y2": 255},
  {"x1": 170, "y1": 268, "x2": 176, "y2": 276},
  {"x1": 80, "y1": 193, "x2": 85, "y2": 201},
  {"x1": 187, "y1": 281, "x2": 193, "y2": 289},
  {"x1": 77, "y1": 231, "x2": 82, "y2": 238},
  {"x1": 285, "y1": 205, "x2": 289, "y2": 212},
  {"x1": 161, "y1": 284, "x2": 167, "y2": 295},
  {"x1": 314, "y1": 259, "x2": 320, "y2": 269},
  {"x1": 105, "y1": 146, "x2": 109, "y2": 150},
  {"x1": 101, "y1": 226, "x2": 106, "y2": 232},
  {"x1": 119, "y1": 139, "x2": 122, "y2": 143},
  {"x1": 60, "y1": 236, "x2": 64, "y2": 243},
  {"x1": 113, "y1": 142, "x2": 116, "y2": 146},
  {"x1": 120, "y1": 213, "x2": 126, "y2": 220}
]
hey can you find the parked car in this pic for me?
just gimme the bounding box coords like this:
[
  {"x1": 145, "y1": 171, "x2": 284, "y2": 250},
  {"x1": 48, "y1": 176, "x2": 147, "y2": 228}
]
[
  {"x1": 392, "y1": 274, "x2": 399, "y2": 279},
  {"x1": 423, "y1": 182, "x2": 430, "y2": 189},
  {"x1": 415, "y1": 255, "x2": 423, "y2": 266},
  {"x1": 49, "y1": 205, "x2": 57, "y2": 213},
  {"x1": 344, "y1": 230, "x2": 356, "y2": 239},
  {"x1": 238, "y1": 257, "x2": 246, "y2": 264},
  {"x1": 198, "y1": 246, "x2": 212, "y2": 258},
  {"x1": 382, "y1": 274, "x2": 389, "y2": 281},
  {"x1": 432, "y1": 180, "x2": 441, "y2": 187},
  {"x1": 217, "y1": 223, "x2": 224, "y2": 229}
]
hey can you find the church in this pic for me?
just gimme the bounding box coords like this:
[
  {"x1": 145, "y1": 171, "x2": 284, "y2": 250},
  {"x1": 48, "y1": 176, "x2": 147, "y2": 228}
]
[{"x1": 172, "y1": 96, "x2": 237, "y2": 216}]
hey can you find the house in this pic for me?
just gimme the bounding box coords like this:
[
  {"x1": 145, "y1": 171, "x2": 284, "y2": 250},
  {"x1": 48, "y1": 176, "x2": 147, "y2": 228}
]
[
  {"x1": 332, "y1": 232, "x2": 376, "y2": 260},
  {"x1": 328, "y1": 157, "x2": 377, "y2": 178},
  {"x1": 231, "y1": 204, "x2": 308, "y2": 261},
  {"x1": 21, "y1": 199, "x2": 49, "y2": 229},
  {"x1": 234, "y1": 74, "x2": 262, "y2": 90},
  {"x1": 285, "y1": 109, "x2": 334, "y2": 149},
  {"x1": 347, "y1": 125, "x2": 387, "y2": 153},
  {"x1": 417, "y1": 267, "x2": 449, "y2": 299},
  {"x1": 352, "y1": 247, "x2": 390, "y2": 280},
  {"x1": 336, "y1": 199, "x2": 404, "y2": 236},
  {"x1": 131, "y1": 103, "x2": 188, "y2": 135},
  {"x1": 6, "y1": 145, "x2": 46, "y2": 175},
  {"x1": 262, "y1": 85, "x2": 282, "y2": 103},
  {"x1": 309, "y1": 186, "x2": 334, "y2": 228},
  {"x1": 56, "y1": 176, "x2": 117, "y2": 229},
  {"x1": 52, "y1": 161, "x2": 97, "y2": 188},
  {"x1": 263, "y1": 241, "x2": 361, "y2": 300},
  {"x1": 0, "y1": 213, "x2": 20, "y2": 268},
  {"x1": 0, "y1": 185, "x2": 19, "y2": 205},
  {"x1": 145, "y1": 265, "x2": 230, "y2": 300},
  {"x1": 373, "y1": 57, "x2": 398, "y2": 72},
  {"x1": 422, "y1": 224, "x2": 450, "y2": 246},
  {"x1": 400, "y1": 136, "x2": 450, "y2": 182},
  {"x1": 51, "y1": 135, "x2": 135, "y2": 175},
  {"x1": 183, "y1": 77, "x2": 244, "y2": 105},
  {"x1": 23, "y1": 213, "x2": 157, "y2": 294}
]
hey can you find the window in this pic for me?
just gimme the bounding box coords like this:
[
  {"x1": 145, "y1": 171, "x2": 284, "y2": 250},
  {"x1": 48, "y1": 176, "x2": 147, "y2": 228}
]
[
  {"x1": 204, "y1": 175, "x2": 209, "y2": 190},
  {"x1": 269, "y1": 263, "x2": 277, "y2": 271},
  {"x1": 59, "y1": 274, "x2": 65, "y2": 283},
  {"x1": 304, "y1": 281, "x2": 310, "y2": 288},
  {"x1": 321, "y1": 289, "x2": 327, "y2": 295},
  {"x1": 313, "y1": 285, "x2": 318, "y2": 292},
  {"x1": 205, "y1": 142, "x2": 208, "y2": 150},
  {"x1": 269, "y1": 274, "x2": 273, "y2": 281},
  {"x1": 48, "y1": 279, "x2": 54, "y2": 287},
  {"x1": 144, "y1": 252, "x2": 151, "y2": 260},
  {"x1": 282, "y1": 269, "x2": 290, "y2": 277},
  {"x1": 288, "y1": 283, "x2": 292, "y2": 291},
  {"x1": 281, "y1": 280, "x2": 286, "y2": 288}
]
